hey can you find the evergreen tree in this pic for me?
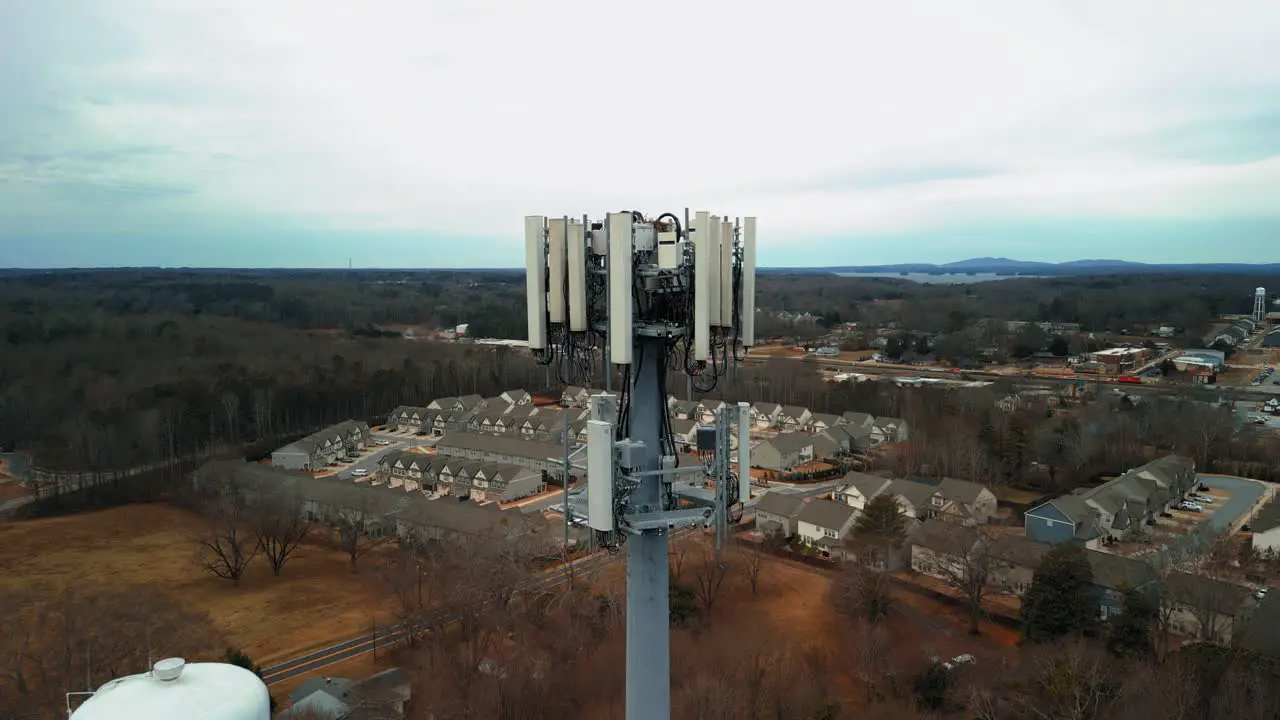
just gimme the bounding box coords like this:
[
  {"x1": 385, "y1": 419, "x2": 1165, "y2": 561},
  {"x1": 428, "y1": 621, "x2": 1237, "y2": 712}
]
[
  {"x1": 1021, "y1": 543, "x2": 1099, "y2": 642},
  {"x1": 225, "y1": 647, "x2": 277, "y2": 711},
  {"x1": 1107, "y1": 587, "x2": 1157, "y2": 657},
  {"x1": 850, "y1": 494, "x2": 907, "y2": 568}
]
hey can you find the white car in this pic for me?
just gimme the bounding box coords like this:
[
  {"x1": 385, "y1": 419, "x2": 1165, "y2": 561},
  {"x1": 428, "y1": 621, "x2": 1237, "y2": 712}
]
[
  {"x1": 1178, "y1": 503, "x2": 1203, "y2": 512},
  {"x1": 351, "y1": 468, "x2": 369, "y2": 477},
  {"x1": 375, "y1": 439, "x2": 390, "y2": 446}
]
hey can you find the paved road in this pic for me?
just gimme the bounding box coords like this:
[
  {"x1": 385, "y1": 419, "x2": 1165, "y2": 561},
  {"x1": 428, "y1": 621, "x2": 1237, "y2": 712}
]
[
  {"x1": 789, "y1": 355, "x2": 1280, "y2": 401},
  {"x1": 1199, "y1": 474, "x2": 1268, "y2": 533},
  {"x1": 331, "y1": 433, "x2": 436, "y2": 480}
]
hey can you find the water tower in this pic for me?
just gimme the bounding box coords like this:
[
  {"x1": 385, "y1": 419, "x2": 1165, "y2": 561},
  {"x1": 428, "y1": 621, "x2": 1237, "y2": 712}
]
[
  {"x1": 68, "y1": 658, "x2": 271, "y2": 720},
  {"x1": 1255, "y1": 287, "x2": 1267, "y2": 323}
]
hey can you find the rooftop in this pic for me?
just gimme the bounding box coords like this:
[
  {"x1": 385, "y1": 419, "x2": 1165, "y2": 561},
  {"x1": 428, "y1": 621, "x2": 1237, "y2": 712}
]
[{"x1": 796, "y1": 498, "x2": 858, "y2": 531}]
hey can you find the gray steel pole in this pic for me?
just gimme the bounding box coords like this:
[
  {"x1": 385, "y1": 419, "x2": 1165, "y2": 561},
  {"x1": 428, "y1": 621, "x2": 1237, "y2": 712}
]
[
  {"x1": 563, "y1": 391, "x2": 571, "y2": 563},
  {"x1": 625, "y1": 337, "x2": 670, "y2": 720}
]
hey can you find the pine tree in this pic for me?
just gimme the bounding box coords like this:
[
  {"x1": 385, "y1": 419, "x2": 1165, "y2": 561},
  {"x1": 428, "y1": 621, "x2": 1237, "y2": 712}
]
[
  {"x1": 850, "y1": 494, "x2": 907, "y2": 569},
  {"x1": 1107, "y1": 588, "x2": 1157, "y2": 657},
  {"x1": 1021, "y1": 543, "x2": 1099, "y2": 642}
]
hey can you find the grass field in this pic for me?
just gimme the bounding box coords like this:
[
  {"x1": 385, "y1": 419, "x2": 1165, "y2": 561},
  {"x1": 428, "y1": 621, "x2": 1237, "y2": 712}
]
[{"x1": 0, "y1": 503, "x2": 398, "y2": 666}]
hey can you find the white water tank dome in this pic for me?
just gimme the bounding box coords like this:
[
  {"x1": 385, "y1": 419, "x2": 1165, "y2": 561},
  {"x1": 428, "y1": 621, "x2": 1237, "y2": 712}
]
[{"x1": 70, "y1": 659, "x2": 270, "y2": 720}]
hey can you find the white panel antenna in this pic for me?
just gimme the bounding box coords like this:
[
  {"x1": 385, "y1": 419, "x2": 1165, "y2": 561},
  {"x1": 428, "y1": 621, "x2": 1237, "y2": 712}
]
[
  {"x1": 608, "y1": 212, "x2": 634, "y2": 364},
  {"x1": 586, "y1": 419, "x2": 615, "y2": 532},
  {"x1": 524, "y1": 215, "x2": 548, "y2": 350},
  {"x1": 720, "y1": 219, "x2": 735, "y2": 327},
  {"x1": 741, "y1": 217, "x2": 757, "y2": 347},
  {"x1": 567, "y1": 219, "x2": 588, "y2": 331},
  {"x1": 737, "y1": 401, "x2": 751, "y2": 505},
  {"x1": 656, "y1": 230, "x2": 680, "y2": 269},
  {"x1": 707, "y1": 215, "x2": 722, "y2": 330},
  {"x1": 693, "y1": 211, "x2": 712, "y2": 359},
  {"x1": 547, "y1": 218, "x2": 567, "y2": 324}
]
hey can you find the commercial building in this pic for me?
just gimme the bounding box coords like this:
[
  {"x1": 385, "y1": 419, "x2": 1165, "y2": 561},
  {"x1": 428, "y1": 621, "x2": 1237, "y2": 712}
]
[{"x1": 1089, "y1": 347, "x2": 1150, "y2": 375}]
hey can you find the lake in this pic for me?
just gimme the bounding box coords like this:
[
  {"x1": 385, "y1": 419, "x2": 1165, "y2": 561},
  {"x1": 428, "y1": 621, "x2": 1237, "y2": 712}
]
[{"x1": 832, "y1": 272, "x2": 1043, "y2": 284}]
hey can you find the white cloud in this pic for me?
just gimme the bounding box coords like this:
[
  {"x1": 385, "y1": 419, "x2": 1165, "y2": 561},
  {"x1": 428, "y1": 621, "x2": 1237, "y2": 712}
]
[{"x1": 2, "y1": 0, "x2": 1280, "y2": 253}]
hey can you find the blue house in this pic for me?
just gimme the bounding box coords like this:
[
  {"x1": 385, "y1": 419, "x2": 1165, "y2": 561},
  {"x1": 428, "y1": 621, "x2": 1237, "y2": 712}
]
[
  {"x1": 1024, "y1": 495, "x2": 1100, "y2": 546},
  {"x1": 1086, "y1": 550, "x2": 1159, "y2": 619}
]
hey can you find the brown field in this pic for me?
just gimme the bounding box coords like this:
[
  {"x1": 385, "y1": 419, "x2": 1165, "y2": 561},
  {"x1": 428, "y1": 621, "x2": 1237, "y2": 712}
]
[
  {"x1": 0, "y1": 504, "x2": 398, "y2": 666},
  {"x1": 588, "y1": 534, "x2": 1019, "y2": 711},
  {"x1": 0, "y1": 480, "x2": 29, "y2": 502}
]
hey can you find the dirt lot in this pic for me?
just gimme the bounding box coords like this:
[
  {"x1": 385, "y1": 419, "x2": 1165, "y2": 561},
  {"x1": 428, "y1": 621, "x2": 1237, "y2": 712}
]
[
  {"x1": 593, "y1": 535, "x2": 1019, "y2": 710},
  {"x1": 0, "y1": 479, "x2": 29, "y2": 502},
  {"x1": 0, "y1": 504, "x2": 398, "y2": 666}
]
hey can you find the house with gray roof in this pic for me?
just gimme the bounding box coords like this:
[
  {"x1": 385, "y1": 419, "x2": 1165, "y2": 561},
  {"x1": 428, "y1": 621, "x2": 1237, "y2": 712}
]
[
  {"x1": 777, "y1": 406, "x2": 813, "y2": 432},
  {"x1": 387, "y1": 405, "x2": 432, "y2": 433},
  {"x1": 501, "y1": 389, "x2": 532, "y2": 406},
  {"x1": 750, "y1": 402, "x2": 782, "y2": 428},
  {"x1": 282, "y1": 667, "x2": 411, "y2": 719},
  {"x1": 808, "y1": 413, "x2": 844, "y2": 433},
  {"x1": 841, "y1": 411, "x2": 876, "y2": 432},
  {"x1": 1249, "y1": 497, "x2": 1280, "y2": 553},
  {"x1": 271, "y1": 420, "x2": 371, "y2": 471},
  {"x1": 872, "y1": 416, "x2": 909, "y2": 444},
  {"x1": 834, "y1": 471, "x2": 892, "y2": 513},
  {"x1": 1161, "y1": 571, "x2": 1256, "y2": 645},
  {"x1": 1025, "y1": 455, "x2": 1196, "y2": 545},
  {"x1": 809, "y1": 433, "x2": 842, "y2": 461},
  {"x1": 795, "y1": 498, "x2": 859, "y2": 553},
  {"x1": 435, "y1": 432, "x2": 574, "y2": 480},
  {"x1": 885, "y1": 478, "x2": 939, "y2": 519},
  {"x1": 1087, "y1": 551, "x2": 1159, "y2": 620},
  {"x1": 931, "y1": 478, "x2": 998, "y2": 525},
  {"x1": 751, "y1": 432, "x2": 815, "y2": 472},
  {"x1": 752, "y1": 491, "x2": 808, "y2": 537}
]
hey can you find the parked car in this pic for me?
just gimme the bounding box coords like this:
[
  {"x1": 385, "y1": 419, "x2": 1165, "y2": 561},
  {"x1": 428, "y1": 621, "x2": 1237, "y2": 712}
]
[{"x1": 351, "y1": 468, "x2": 369, "y2": 477}]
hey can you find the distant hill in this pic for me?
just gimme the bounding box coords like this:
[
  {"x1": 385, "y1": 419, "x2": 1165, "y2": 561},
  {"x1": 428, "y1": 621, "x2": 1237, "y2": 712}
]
[{"x1": 762, "y1": 258, "x2": 1280, "y2": 277}]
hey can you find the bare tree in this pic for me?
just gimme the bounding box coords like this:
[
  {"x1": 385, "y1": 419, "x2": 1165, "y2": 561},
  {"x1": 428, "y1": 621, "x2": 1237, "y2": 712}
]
[
  {"x1": 669, "y1": 542, "x2": 689, "y2": 580},
  {"x1": 250, "y1": 492, "x2": 311, "y2": 576},
  {"x1": 1160, "y1": 539, "x2": 1243, "y2": 646},
  {"x1": 969, "y1": 639, "x2": 1118, "y2": 720},
  {"x1": 832, "y1": 561, "x2": 895, "y2": 625},
  {"x1": 920, "y1": 523, "x2": 1007, "y2": 635},
  {"x1": 691, "y1": 549, "x2": 733, "y2": 618},
  {"x1": 332, "y1": 502, "x2": 387, "y2": 571},
  {"x1": 194, "y1": 495, "x2": 259, "y2": 586},
  {"x1": 736, "y1": 542, "x2": 765, "y2": 598}
]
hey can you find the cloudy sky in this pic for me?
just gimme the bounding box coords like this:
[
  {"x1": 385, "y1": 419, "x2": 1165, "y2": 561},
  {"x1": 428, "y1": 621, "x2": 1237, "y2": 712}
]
[{"x1": 2, "y1": 1, "x2": 1278, "y2": 268}]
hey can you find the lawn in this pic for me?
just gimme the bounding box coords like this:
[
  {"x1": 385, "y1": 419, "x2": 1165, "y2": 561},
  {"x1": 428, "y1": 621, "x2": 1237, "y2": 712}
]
[{"x1": 0, "y1": 503, "x2": 399, "y2": 666}]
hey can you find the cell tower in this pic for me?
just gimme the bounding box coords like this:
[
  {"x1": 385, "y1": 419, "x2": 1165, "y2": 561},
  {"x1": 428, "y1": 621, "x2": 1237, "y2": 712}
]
[
  {"x1": 1255, "y1": 287, "x2": 1266, "y2": 323},
  {"x1": 525, "y1": 210, "x2": 757, "y2": 720}
]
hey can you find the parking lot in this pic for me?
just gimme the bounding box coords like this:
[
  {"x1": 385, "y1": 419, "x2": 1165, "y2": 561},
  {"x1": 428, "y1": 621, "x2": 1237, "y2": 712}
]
[{"x1": 1146, "y1": 485, "x2": 1233, "y2": 544}]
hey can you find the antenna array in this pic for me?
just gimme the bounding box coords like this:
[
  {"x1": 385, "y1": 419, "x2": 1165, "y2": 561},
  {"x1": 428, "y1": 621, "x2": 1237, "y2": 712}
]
[{"x1": 524, "y1": 209, "x2": 758, "y2": 720}]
